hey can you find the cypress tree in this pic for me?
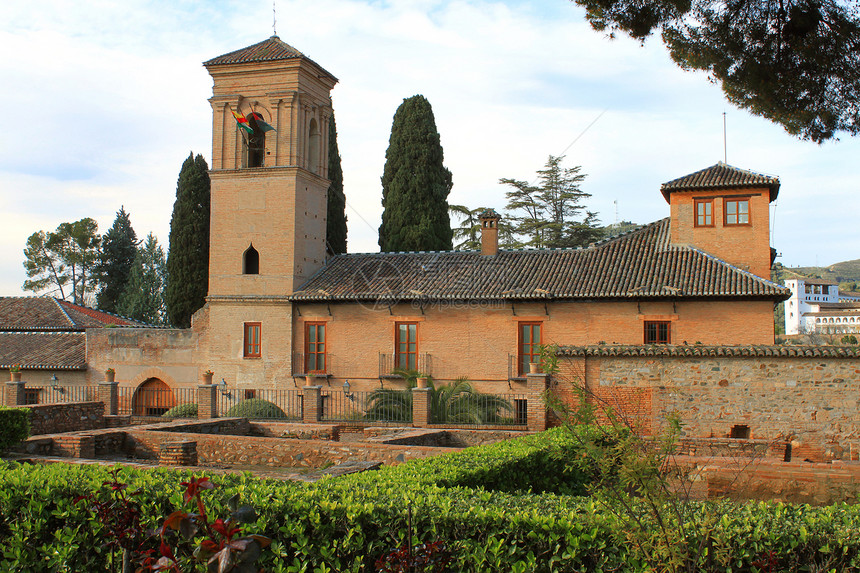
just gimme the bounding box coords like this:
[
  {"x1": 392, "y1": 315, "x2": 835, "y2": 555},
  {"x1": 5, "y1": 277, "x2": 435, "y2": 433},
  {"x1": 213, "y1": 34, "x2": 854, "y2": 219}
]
[
  {"x1": 117, "y1": 233, "x2": 167, "y2": 325},
  {"x1": 95, "y1": 207, "x2": 138, "y2": 313},
  {"x1": 165, "y1": 152, "x2": 210, "y2": 328},
  {"x1": 379, "y1": 95, "x2": 453, "y2": 252},
  {"x1": 326, "y1": 114, "x2": 347, "y2": 255}
]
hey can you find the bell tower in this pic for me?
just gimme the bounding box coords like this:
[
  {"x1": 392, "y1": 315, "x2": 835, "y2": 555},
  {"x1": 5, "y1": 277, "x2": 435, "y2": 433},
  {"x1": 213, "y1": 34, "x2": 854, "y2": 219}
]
[{"x1": 202, "y1": 37, "x2": 337, "y2": 387}]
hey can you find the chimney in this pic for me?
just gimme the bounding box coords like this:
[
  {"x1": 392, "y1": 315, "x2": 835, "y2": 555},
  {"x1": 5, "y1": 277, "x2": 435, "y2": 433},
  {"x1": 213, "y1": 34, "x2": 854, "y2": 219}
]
[{"x1": 479, "y1": 209, "x2": 501, "y2": 256}]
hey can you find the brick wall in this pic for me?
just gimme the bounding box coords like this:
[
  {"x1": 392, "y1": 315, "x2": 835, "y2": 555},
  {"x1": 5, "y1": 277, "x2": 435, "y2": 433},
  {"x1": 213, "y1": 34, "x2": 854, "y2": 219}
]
[
  {"x1": 11, "y1": 401, "x2": 106, "y2": 435},
  {"x1": 558, "y1": 346, "x2": 860, "y2": 461}
]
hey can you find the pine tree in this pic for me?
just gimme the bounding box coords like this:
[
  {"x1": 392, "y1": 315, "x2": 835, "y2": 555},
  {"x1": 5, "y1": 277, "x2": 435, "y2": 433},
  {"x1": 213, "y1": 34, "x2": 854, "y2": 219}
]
[
  {"x1": 165, "y1": 152, "x2": 210, "y2": 328},
  {"x1": 23, "y1": 218, "x2": 100, "y2": 305},
  {"x1": 449, "y1": 205, "x2": 487, "y2": 250},
  {"x1": 95, "y1": 207, "x2": 138, "y2": 313},
  {"x1": 501, "y1": 155, "x2": 601, "y2": 249},
  {"x1": 326, "y1": 114, "x2": 347, "y2": 255},
  {"x1": 117, "y1": 233, "x2": 167, "y2": 325},
  {"x1": 379, "y1": 95, "x2": 453, "y2": 252}
]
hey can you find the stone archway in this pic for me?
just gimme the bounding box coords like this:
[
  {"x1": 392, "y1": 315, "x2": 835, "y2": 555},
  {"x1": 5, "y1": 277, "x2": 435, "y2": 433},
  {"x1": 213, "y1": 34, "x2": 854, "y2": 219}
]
[{"x1": 132, "y1": 378, "x2": 176, "y2": 416}]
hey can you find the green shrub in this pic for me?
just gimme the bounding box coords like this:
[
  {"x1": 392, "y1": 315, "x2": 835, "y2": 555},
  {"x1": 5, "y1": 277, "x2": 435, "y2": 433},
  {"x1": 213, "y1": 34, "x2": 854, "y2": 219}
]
[
  {"x1": 161, "y1": 402, "x2": 198, "y2": 419},
  {"x1": 0, "y1": 407, "x2": 29, "y2": 452},
  {"x1": 225, "y1": 398, "x2": 286, "y2": 419}
]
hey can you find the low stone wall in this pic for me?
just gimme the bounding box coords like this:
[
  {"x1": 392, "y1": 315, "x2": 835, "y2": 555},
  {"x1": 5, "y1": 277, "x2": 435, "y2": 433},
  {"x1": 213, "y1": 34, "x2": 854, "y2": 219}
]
[
  {"x1": 157, "y1": 418, "x2": 250, "y2": 435},
  {"x1": 363, "y1": 427, "x2": 528, "y2": 448},
  {"x1": 249, "y1": 422, "x2": 339, "y2": 441},
  {"x1": 124, "y1": 428, "x2": 456, "y2": 468},
  {"x1": 16, "y1": 401, "x2": 105, "y2": 435},
  {"x1": 558, "y1": 345, "x2": 860, "y2": 461}
]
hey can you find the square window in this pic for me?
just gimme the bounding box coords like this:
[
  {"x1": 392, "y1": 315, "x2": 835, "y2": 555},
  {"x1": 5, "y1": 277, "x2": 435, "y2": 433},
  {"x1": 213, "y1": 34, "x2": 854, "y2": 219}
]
[
  {"x1": 244, "y1": 322, "x2": 261, "y2": 358},
  {"x1": 644, "y1": 321, "x2": 670, "y2": 344},
  {"x1": 694, "y1": 199, "x2": 713, "y2": 227},
  {"x1": 724, "y1": 199, "x2": 750, "y2": 226}
]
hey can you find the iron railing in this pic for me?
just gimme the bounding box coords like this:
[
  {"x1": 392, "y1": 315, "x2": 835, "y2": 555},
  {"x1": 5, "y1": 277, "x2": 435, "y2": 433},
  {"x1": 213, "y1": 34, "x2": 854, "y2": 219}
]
[
  {"x1": 23, "y1": 385, "x2": 99, "y2": 405},
  {"x1": 118, "y1": 386, "x2": 196, "y2": 417},
  {"x1": 378, "y1": 353, "x2": 432, "y2": 377},
  {"x1": 291, "y1": 352, "x2": 336, "y2": 376},
  {"x1": 216, "y1": 388, "x2": 303, "y2": 420},
  {"x1": 432, "y1": 393, "x2": 528, "y2": 426}
]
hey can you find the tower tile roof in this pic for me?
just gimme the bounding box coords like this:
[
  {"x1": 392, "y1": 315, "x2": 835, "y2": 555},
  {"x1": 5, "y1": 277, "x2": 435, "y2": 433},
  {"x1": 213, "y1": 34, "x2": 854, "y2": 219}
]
[
  {"x1": 660, "y1": 162, "x2": 780, "y2": 202},
  {"x1": 204, "y1": 36, "x2": 337, "y2": 80}
]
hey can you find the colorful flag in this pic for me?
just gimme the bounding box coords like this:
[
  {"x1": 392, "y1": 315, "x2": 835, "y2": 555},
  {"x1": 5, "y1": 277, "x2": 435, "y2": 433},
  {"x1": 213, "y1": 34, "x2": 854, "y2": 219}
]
[
  {"x1": 249, "y1": 112, "x2": 276, "y2": 132},
  {"x1": 231, "y1": 110, "x2": 253, "y2": 134}
]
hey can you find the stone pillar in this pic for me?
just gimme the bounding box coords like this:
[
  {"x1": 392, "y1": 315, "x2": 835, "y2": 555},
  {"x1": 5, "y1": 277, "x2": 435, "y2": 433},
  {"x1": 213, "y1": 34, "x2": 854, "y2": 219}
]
[
  {"x1": 303, "y1": 385, "x2": 322, "y2": 424},
  {"x1": 526, "y1": 372, "x2": 550, "y2": 432},
  {"x1": 98, "y1": 382, "x2": 118, "y2": 416},
  {"x1": 197, "y1": 385, "x2": 218, "y2": 419},
  {"x1": 5, "y1": 381, "x2": 25, "y2": 406},
  {"x1": 412, "y1": 388, "x2": 432, "y2": 428}
]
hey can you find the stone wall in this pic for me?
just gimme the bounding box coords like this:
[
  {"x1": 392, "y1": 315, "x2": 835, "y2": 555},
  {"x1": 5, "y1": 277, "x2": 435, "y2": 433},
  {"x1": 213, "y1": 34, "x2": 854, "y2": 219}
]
[
  {"x1": 13, "y1": 401, "x2": 105, "y2": 435},
  {"x1": 558, "y1": 345, "x2": 860, "y2": 461}
]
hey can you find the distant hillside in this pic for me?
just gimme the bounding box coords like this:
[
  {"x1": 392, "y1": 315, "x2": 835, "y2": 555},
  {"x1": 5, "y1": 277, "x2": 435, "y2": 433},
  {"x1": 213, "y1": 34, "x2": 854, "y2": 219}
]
[{"x1": 776, "y1": 259, "x2": 860, "y2": 291}]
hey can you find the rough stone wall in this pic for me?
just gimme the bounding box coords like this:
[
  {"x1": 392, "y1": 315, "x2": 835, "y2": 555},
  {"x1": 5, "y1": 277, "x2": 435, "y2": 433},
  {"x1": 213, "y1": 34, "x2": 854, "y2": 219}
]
[
  {"x1": 558, "y1": 350, "x2": 860, "y2": 461},
  {"x1": 17, "y1": 401, "x2": 105, "y2": 435}
]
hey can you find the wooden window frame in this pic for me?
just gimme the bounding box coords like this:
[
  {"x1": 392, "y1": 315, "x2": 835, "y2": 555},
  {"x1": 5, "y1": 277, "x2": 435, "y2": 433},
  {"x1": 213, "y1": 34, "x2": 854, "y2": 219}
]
[
  {"x1": 394, "y1": 322, "x2": 419, "y2": 371},
  {"x1": 517, "y1": 322, "x2": 543, "y2": 376},
  {"x1": 304, "y1": 322, "x2": 327, "y2": 374},
  {"x1": 694, "y1": 198, "x2": 714, "y2": 227},
  {"x1": 243, "y1": 322, "x2": 261, "y2": 358},
  {"x1": 723, "y1": 198, "x2": 750, "y2": 226},
  {"x1": 644, "y1": 321, "x2": 671, "y2": 344}
]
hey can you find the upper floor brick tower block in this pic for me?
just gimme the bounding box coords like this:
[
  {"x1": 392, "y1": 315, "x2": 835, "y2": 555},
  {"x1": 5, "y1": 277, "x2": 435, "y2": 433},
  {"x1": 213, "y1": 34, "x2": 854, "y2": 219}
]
[
  {"x1": 661, "y1": 162, "x2": 780, "y2": 279},
  {"x1": 203, "y1": 37, "x2": 338, "y2": 297}
]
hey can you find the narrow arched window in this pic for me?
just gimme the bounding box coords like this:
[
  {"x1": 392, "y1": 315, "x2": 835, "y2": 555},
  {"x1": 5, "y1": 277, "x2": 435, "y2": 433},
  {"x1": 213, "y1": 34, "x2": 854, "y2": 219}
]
[
  {"x1": 308, "y1": 118, "x2": 320, "y2": 173},
  {"x1": 243, "y1": 244, "x2": 259, "y2": 274}
]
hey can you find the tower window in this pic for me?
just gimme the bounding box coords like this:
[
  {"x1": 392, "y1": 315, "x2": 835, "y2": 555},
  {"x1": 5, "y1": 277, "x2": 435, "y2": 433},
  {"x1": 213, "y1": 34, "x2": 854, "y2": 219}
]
[
  {"x1": 308, "y1": 118, "x2": 321, "y2": 174},
  {"x1": 694, "y1": 198, "x2": 714, "y2": 227},
  {"x1": 244, "y1": 322, "x2": 261, "y2": 358},
  {"x1": 724, "y1": 199, "x2": 750, "y2": 226},
  {"x1": 243, "y1": 245, "x2": 259, "y2": 274},
  {"x1": 244, "y1": 113, "x2": 266, "y2": 168}
]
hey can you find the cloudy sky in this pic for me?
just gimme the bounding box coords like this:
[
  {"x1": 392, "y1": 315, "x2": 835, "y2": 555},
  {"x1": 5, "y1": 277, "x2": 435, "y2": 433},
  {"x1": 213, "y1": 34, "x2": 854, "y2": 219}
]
[{"x1": 1, "y1": 0, "x2": 858, "y2": 297}]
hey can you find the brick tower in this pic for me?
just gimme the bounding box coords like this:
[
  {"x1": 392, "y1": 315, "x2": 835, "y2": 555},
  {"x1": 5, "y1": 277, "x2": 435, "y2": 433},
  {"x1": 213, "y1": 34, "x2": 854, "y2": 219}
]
[{"x1": 202, "y1": 37, "x2": 337, "y2": 387}]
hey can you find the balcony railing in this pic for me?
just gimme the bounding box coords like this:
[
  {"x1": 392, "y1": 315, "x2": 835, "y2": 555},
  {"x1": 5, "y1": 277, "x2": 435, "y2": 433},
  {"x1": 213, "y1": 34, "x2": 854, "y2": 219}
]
[
  {"x1": 291, "y1": 352, "x2": 335, "y2": 376},
  {"x1": 378, "y1": 353, "x2": 432, "y2": 377}
]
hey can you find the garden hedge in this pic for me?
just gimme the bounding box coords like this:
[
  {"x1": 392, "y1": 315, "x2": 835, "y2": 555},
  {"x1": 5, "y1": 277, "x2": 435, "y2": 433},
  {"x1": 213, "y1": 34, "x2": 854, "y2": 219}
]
[
  {"x1": 0, "y1": 406, "x2": 29, "y2": 453},
  {"x1": 1, "y1": 428, "x2": 860, "y2": 571}
]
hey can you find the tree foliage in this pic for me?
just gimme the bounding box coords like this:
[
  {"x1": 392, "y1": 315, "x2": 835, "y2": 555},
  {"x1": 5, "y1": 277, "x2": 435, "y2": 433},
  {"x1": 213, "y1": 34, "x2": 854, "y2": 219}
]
[
  {"x1": 117, "y1": 233, "x2": 167, "y2": 325},
  {"x1": 22, "y1": 218, "x2": 100, "y2": 305},
  {"x1": 572, "y1": 0, "x2": 860, "y2": 142},
  {"x1": 379, "y1": 95, "x2": 453, "y2": 252},
  {"x1": 95, "y1": 207, "x2": 138, "y2": 313},
  {"x1": 165, "y1": 153, "x2": 210, "y2": 328},
  {"x1": 449, "y1": 205, "x2": 486, "y2": 250},
  {"x1": 500, "y1": 155, "x2": 601, "y2": 249},
  {"x1": 326, "y1": 114, "x2": 348, "y2": 255}
]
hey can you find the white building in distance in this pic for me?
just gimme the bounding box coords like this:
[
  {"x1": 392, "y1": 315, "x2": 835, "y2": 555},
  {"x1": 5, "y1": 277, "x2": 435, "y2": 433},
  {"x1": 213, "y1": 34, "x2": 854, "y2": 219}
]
[{"x1": 784, "y1": 278, "x2": 860, "y2": 335}]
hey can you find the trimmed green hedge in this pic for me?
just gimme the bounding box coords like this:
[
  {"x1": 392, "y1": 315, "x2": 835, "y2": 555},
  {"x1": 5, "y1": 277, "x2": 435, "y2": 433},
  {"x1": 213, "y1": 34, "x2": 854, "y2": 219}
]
[
  {"x1": 1, "y1": 429, "x2": 860, "y2": 571},
  {"x1": 225, "y1": 398, "x2": 287, "y2": 419},
  {"x1": 162, "y1": 402, "x2": 198, "y2": 419},
  {"x1": 0, "y1": 407, "x2": 29, "y2": 453}
]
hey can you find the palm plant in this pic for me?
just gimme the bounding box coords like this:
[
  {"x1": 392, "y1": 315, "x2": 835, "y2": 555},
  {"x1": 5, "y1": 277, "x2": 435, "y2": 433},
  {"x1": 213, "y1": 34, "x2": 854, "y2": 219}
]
[{"x1": 363, "y1": 372, "x2": 514, "y2": 424}]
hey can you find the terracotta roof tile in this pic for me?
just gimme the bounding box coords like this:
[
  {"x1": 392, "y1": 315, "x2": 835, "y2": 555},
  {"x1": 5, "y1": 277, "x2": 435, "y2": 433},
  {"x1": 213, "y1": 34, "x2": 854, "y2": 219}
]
[
  {"x1": 0, "y1": 332, "x2": 86, "y2": 370},
  {"x1": 660, "y1": 162, "x2": 780, "y2": 202},
  {"x1": 204, "y1": 36, "x2": 337, "y2": 80},
  {"x1": 293, "y1": 219, "x2": 790, "y2": 303},
  {"x1": 0, "y1": 297, "x2": 153, "y2": 330},
  {"x1": 557, "y1": 344, "x2": 860, "y2": 358}
]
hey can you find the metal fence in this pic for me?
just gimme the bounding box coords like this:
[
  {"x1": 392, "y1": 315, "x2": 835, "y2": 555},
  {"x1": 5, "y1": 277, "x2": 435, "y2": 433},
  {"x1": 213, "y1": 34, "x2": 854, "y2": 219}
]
[
  {"x1": 216, "y1": 388, "x2": 303, "y2": 420},
  {"x1": 433, "y1": 393, "x2": 528, "y2": 427},
  {"x1": 23, "y1": 385, "x2": 99, "y2": 405},
  {"x1": 117, "y1": 386, "x2": 196, "y2": 417},
  {"x1": 319, "y1": 390, "x2": 413, "y2": 424}
]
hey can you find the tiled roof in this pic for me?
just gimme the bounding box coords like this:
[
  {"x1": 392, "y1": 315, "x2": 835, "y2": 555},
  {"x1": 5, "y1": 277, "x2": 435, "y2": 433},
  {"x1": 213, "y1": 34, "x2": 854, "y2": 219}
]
[
  {"x1": 0, "y1": 297, "x2": 151, "y2": 331},
  {"x1": 557, "y1": 344, "x2": 860, "y2": 358},
  {"x1": 204, "y1": 36, "x2": 337, "y2": 80},
  {"x1": 0, "y1": 332, "x2": 87, "y2": 370},
  {"x1": 293, "y1": 219, "x2": 790, "y2": 303},
  {"x1": 661, "y1": 162, "x2": 780, "y2": 202}
]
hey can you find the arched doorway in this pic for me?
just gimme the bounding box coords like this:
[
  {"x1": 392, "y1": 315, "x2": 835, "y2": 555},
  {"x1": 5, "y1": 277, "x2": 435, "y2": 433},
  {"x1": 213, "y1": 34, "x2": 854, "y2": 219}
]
[{"x1": 132, "y1": 378, "x2": 176, "y2": 416}]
